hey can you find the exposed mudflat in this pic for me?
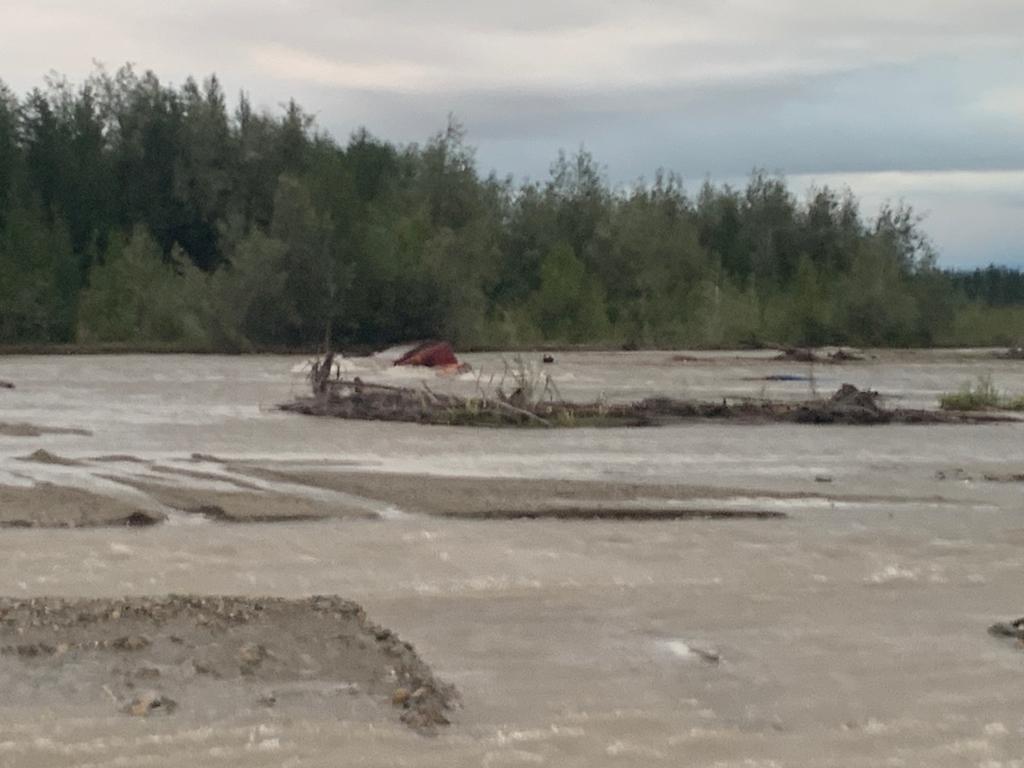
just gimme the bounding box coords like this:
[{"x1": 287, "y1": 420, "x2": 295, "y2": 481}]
[
  {"x1": 0, "y1": 421, "x2": 92, "y2": 437},
  {"x1": 110, "y1": 476, "x2": 376, "y2": 524},
  {"x1": 17, "y1": 448, "x2": 86, "y2": 466},
  {"x1": 0, "y1": 452, "x2": 802, "y2": 527},
  {"x1": 428, "y1": 507, "x2": 786, "y2": 520},
  {"x1": 237, "y1": 466, "x2": 803, "y2": 520},
  {"x1": 0, "y1": 484, "x2": 163, "y2": 528},
  {"x1": 0, "y1": 595, "x2": 455, "y2": 731}
]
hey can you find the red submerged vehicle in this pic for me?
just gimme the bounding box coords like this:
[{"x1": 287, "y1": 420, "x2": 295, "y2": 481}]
[{"x1": 393, "y1": 341, "x2": 466, "y2": 371}]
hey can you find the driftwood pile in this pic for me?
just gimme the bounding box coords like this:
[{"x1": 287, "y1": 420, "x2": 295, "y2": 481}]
[
  {"x1": 281, "y1": 379, "x2": 1006, "y2": 428},
  {"x1": 285, "y1": 377, "x2": 558, "y2": 427}
]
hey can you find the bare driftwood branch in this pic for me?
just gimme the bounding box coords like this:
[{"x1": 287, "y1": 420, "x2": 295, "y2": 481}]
[
  {"x1": 420, "y1": 382, "x2": 442, "y2": 405},
  {"x1": 489, "y1": 398, "x2": 552, "y2": 427}
]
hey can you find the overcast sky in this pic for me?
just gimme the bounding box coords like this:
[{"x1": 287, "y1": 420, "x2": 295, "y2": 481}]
[{"x1": 2, "y1": 0, "x2": 1022, "y2": 266}]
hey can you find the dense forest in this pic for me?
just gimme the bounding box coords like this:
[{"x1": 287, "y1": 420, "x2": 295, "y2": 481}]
[{"x1": 1, "y1": 66, "x2": 1022, "y2": 352}]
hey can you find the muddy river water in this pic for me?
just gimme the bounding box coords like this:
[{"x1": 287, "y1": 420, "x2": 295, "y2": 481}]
[{"x1": 0, "y1": 351, "x2": 1023, "y2": 766}]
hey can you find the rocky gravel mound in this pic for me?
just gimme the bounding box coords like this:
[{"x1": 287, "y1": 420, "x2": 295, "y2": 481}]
[{"x1": 0, "y1": 595, "x2": 457, "y2": 732}]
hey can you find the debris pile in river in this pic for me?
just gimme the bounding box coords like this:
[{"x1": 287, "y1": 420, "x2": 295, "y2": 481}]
[
  {"x1": 789, "y1": 383, "x2": 886, "y2": 424},
  {"x1": 281, "y1": 380, "x2": 1007, "y2": 428}
]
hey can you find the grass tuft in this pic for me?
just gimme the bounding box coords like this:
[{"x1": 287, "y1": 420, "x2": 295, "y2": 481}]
[{"x1": 939, "y1": 374, "x2": 1024, "y2": 411}]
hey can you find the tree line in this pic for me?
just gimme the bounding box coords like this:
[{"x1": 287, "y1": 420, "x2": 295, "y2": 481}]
[{"x1": 1, "y1": 66, "x2": 1022, "y2": 352}]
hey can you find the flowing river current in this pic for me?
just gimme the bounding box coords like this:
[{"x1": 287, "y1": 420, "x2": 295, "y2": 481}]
[{"x1": 0, "y1": 350, "x2": 1022, "y2": 766}]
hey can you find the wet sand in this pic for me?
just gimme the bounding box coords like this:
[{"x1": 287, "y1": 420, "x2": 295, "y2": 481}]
[
  {"x1": 0, "y1": 466, "x2": 795, "y2": 527},
  {"x1": 234, "y1": 466, "x2": 801, "y2": 520},
  {"x1": 0, "y1": 421, "x2": 92, "y2": 437},
  {"x1": 0, "y1": 451, "x2": 810, "y2": 527},
  {"x1": 109, "y1": 476, "x2": 377, "y2": 523},
  {"x1": 0, "y1": 484, "x2": 163, "y2": 528}
]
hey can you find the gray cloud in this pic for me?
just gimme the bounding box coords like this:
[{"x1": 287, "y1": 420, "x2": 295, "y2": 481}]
[
  {"x1": 290, "y1": 54, "x2": 1024, "y2": 178},
  {"x1": 1, "y1": 0, "x2": 1021, "y2": 264}
]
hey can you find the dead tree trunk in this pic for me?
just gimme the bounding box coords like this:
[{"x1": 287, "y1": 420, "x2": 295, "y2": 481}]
[{"x1": 313, "y1": 352, "x2": 335, "y2": 396}]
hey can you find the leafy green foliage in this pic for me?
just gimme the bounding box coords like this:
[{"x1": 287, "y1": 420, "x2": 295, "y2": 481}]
[
  {"x1": 0, "y1": 204, "x2": 78, "y2": 342},
  {"x1": 77, "y1": 226, "x2": 210, "y2": 346},
  {"x1": 0, "y1": 67, "x2": 1022, "y2": 351},
  {"x1": 207, "y1": 230, "x2": 289, "y2": 350}
]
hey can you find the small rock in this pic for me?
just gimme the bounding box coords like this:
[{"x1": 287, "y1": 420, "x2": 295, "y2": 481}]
[
  {"x1": 126, "y1": 691, "x2": 177, "y2": 717},
  {"x1": 691, "y1": 646, "x2": 721, "y2": 665},
  {"x1": 112, "y1": 634, "x2": 151, "y2": 651},
  {"x1": 124, "y1": 511, "x2": 162, "y2": 527},
  {"x1": 392, "y1": 687, "x2": 411, "y2": 707},
  {"x1": 238, "y1": 642, "x2": 268, "y2": 674},
  {"x1": 410, "y1": 686, "x2": 430, "y2": 704},
  {"x1": 400, "y1": 701, "x2": 450, "y2": 730}
]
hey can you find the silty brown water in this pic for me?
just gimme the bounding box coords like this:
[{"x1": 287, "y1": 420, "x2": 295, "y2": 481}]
[{"x1": 0, "y1": 351, "x2": 1022, "y2": 766}]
